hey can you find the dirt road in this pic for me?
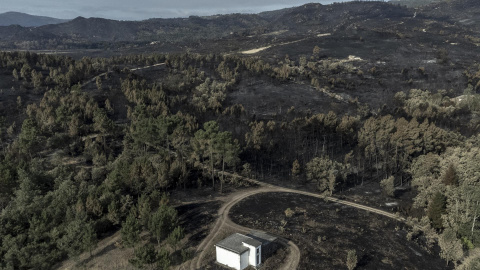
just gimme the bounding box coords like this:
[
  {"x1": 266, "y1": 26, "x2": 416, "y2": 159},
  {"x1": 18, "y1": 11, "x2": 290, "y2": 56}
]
[
  {"x1": 81, "y1": 62, "x2": 165, "y2": 88},
  {"x1": 78, "y1": 61, "x2": 401, "y2": 270},
  {"x1": 183, "y1": 172, "x2": 405, "y2": 270},
  {"x1": 184, "y1": 187, "x2": 300, "y2": 270}
]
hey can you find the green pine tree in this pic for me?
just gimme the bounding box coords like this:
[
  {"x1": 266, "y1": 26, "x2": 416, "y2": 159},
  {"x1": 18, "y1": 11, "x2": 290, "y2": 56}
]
[
  {"x1": 121, "y1": 208, "x2": 141, "y2": 248},
  {"x1": 428, "y1": 192, "x2": 447, "y2": 230}
]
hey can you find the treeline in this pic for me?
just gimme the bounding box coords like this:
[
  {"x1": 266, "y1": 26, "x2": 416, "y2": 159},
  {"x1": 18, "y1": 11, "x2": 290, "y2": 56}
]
[
  {"x1": 408, "y1": 136, "x2": 480, "y2": 268},
  {"x1": 0, "y1": 51, "x2": 166, "y2": 91},
  {"x1": 0, "y1": 52, "x2": 240, "y2": 269}
]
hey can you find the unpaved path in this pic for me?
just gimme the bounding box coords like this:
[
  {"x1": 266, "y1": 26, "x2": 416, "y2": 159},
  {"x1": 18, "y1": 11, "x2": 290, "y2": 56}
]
[
  {"x1": 81, "y1": 63, "x2": 165, "y2": 88},
  {"x1": 183, "y1": 187, "x2": 301, "y2": 270},
  {"x1": 67, "y1": 60, "x2": 396, "y2": 270},
  {"x1": 183, "y1": 171, "x2": 405, "y2": 270},
  {"x1": 241, "y1": 33, "x2": 331, "y2": 55},
  {"x1": 241, "y1": 38, "x2": 308, "y2": 55},
  {"x1": 242, "y1": 46, "x2": 272, "y2": 54}
]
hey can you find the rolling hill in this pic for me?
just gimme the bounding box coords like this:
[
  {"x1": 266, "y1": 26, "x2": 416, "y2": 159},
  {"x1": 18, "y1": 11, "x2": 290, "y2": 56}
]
[
  {"x1": 1, "y1": 1, "x2": 480, "y2": 269},
  {"x1": 0, "y1": 11, "x2": 69, "y2": 27},
  {"x1": 0, "y1": 0, "x2": 478, "y2": 52}
]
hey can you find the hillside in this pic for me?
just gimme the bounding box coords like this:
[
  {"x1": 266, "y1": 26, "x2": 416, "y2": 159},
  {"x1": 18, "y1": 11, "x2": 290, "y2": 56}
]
[
  {"x1": 0, "y1": 0, "x2": 479, "y2": 52},
  {"x1": 0, "y1": 2, "x2": 427, "y2": 49},
  {"x1": 1, "y1": 0, "x2": 480, "y2": 269},
  {"x1": 0, "y1": 11, "x2": 69, "y2": 27},
  {"x1": 422, "y1": 0, "x2": 480, "y2": 31},
  {"x1": 388, "y1": 0, "x2": 444, "y2": 7}
]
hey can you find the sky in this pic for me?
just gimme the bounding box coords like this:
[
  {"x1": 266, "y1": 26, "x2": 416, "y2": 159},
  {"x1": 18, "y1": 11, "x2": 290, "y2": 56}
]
[{"x1": 1, "y1": 0, "x2": 348, "y2": 21}]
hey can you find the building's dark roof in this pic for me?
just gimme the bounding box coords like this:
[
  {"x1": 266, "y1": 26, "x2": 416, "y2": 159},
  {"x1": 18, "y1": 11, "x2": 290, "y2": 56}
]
[
  {"x1": 216, "y1": 233, "x2": 262, "y2": 254},
  {"x1": 243, "y1": 237, "x2": 262, "y2": 247},
  {"x1": 247, "y1": 230, "x2": 278, "y2": 244}
]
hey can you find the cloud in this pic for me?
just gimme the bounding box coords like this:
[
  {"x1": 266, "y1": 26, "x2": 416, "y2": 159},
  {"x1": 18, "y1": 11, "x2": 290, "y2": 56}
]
[{"x1": 2, "y1": 0, "x2": 342, "y2": 20}]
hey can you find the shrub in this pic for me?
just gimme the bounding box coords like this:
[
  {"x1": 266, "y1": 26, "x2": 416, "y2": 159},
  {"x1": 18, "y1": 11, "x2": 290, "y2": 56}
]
[
  {"x1": 129, "y1": 243, "x2": 158, "y2": 268},
  {"x1": 380, "y1": 176, "x2": 395, "y2": 197},
  {"x1": 285, "y1": 208, "x2": 294, "y2": 218},
  {"x1": 346, "y1": 249, "x2": 358, "y2": 270}
]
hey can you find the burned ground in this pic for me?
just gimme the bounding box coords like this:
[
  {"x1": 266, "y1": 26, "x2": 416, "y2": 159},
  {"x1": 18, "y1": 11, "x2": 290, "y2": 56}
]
[
  {"x1": 230, "y1": 192, "x2": 450, "y2": 270},
  {"x1": 228, "y1": 77, "x2": 354, "y2": 117},
  {"x1": 177, "y1": 201, "x2": 221, "y2": 250}
]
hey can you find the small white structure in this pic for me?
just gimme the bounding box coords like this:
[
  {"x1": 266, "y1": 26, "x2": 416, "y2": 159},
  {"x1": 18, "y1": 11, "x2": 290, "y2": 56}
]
[{"x1": 215, "y1": 233, "x2": 262, "y2": 270}]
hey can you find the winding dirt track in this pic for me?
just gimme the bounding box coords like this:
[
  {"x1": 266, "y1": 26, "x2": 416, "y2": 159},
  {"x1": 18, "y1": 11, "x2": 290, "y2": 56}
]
[
  {"x1": 81, "y1": 63, "x2": 165, "y2": 88},
  {"x1": 184, "y1": 172, "x2": 405, "y2": 270},
  {"x1": 184, "y1": 187, "x2": 300, "y2": 270},
  {"x1": 79, "y1": 61, "x2": 402, "y2": 270}
]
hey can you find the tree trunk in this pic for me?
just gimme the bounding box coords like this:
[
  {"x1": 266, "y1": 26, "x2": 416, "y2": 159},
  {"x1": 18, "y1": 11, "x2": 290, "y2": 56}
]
[
  {"x1": 261, "y1": 163, "x2": 264, "y2": 180},
  {"x1": 210, "y1": 147, "x2": 215, "y2": 191},
  {"x1": 270, "y1": 159, "x2": 273, "y2": 177},
  {"x1": 466, "y1": 199, "x2": 471, "y2": 221},
  {"x1": 221, "y1": 157, "x2": 225, "y2": 194},
  {"x1": 456, "y1": 198, "x2": 459, "y2": 223},
  {"x1": 322, "y1": 135, "x2": 326, "y2": 155},
  {"x1": 362, "y1": 159, "x2": 365, "y2": 186},
  {"x1": 166, "y1": 134, "x2": 170, "y2": 161},
  {"x1": 471, "y1": 201, "x2": 479, "y2": 241}
]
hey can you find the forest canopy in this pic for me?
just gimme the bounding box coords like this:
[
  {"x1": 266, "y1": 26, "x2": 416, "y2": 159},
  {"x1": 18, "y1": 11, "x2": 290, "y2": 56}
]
[{"x1": 0, "y1": 49, "x2": 479, "y2": 269}]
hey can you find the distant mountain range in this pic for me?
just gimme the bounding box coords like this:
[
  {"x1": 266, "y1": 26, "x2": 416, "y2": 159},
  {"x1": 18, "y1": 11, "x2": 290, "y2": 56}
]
[
  {"x1": 0, "y1": 11, "x2": 69, "y2": 27},
  {"x1": 0, "y1": 0, "x2": 478, "y2": 51},
  {"x1": 0, "y1": 0, "x2": 450, "y2": 28},
  {"x1": 0, "y1": 2, "x2": 414, "y2": 48}
]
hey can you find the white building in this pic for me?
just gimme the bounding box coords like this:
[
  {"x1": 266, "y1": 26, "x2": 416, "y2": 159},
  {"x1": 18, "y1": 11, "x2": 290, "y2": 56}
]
[{"x1": 215, "y1": 233, "x2": 262, "y2": 270}]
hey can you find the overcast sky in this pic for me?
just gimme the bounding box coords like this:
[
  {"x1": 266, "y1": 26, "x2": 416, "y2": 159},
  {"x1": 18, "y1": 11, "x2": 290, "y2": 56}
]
[{"x1": 1, "y1": 0, "x2": 350, "y2": 20}]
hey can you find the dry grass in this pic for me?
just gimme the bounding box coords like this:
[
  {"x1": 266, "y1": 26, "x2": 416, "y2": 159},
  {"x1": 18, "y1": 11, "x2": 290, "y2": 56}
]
[
  {"x1": 202, "y1": 227, "x2": 237, "y2": 266},
  {"x1": 55, "y1": 231, "x2": 137, "y2": 270},
  {"x1": 57, "y1": 197, "x2": 223, "y2": 270}
]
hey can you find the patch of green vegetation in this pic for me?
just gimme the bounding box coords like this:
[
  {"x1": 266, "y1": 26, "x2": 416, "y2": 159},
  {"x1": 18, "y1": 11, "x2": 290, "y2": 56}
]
[{"x1": 389, "y1": 0, "x2": 445, "y2": 7}]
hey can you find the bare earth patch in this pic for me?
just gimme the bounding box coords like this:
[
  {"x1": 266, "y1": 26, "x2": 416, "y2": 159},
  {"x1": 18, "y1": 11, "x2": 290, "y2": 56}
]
[
  {"x1": 242, "y1": 46, "x2": 272, "y2": 54},
  {"x1": 56, "y1": 199, "x2": 221, "y2": 270}
]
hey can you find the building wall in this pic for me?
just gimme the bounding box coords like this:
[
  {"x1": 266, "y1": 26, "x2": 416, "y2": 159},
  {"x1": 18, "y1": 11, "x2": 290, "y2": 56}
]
[
  {"x1": 262, "y1": 240, "x2": 280, "y2": 259},
  {"x1": 240, "y1": 250, "x2": 250, "y2": 270},
  {"x1": 256, "y1": 246, "x2": 262, "y2": 266},
  {"x1": 216, "y1": 246, "x2": 241, "y2": 270},
  {"x1": 243, "y1": 243, "x2": 261, "y2": 267}
]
